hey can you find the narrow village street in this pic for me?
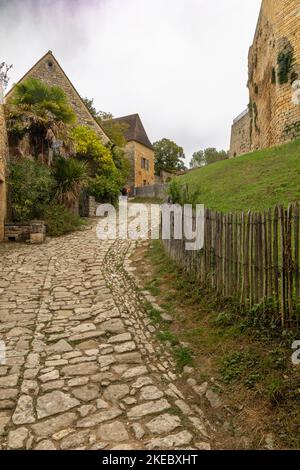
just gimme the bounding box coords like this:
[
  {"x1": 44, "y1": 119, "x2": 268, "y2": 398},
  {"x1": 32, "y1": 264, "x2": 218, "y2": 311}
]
[{"x1": 0, "y1": 220, "x2": 213, "y2": 450}]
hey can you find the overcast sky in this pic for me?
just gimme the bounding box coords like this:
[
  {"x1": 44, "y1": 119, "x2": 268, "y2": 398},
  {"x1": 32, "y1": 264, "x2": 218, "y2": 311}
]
[{"x1": 0, "y1": 0, "x2": 262, "y2": 163}]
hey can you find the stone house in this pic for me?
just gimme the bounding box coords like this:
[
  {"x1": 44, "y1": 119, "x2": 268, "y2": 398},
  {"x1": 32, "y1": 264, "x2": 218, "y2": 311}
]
[
  {"x1": 112, "y1": 114, "x2": 155, "y2": 193},
  {"x1": 6, "y1": 52, "x2": 155, "y2": 193},
  {"x1": 6, "y1": 51, "x2": 110, "y2": 145}
]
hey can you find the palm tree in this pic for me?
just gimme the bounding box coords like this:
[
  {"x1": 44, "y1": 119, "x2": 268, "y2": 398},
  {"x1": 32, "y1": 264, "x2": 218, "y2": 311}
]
[
  {"x1": 53, "y1": 157, "x2": 88, "y2": 211},
  {"x1": 6, "y1": 77, "x2": 76, "y2": 159}
]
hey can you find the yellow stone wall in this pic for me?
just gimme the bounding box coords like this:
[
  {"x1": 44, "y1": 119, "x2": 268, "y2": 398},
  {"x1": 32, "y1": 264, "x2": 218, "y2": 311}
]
[
  {"x1": 230, "y1": 0, "x2": 300, "y2": 155},
  {"x1": 229, "y1": 111, "x2": 251, "y2": 157},
  {"x1": 0, "y1": 104, "x2": 8, "y2": 241},
  {"x1": 125, "y1": 141, "x2": 155, "y2": 190}
]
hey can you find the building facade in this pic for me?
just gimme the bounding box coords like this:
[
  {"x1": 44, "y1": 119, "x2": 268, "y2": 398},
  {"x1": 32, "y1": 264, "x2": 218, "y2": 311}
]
[
  {"x1": 230, "y1": 0, "x2": 300, "y2": 157},
  {"x1": 7, "y1": 52, "x2": 155, "y2": 193},
  {"x1": 112, "y1": 114, "x2": 155, "y2": 192},
  {"x1": 6, "y1": 51, "x2": 109, "y2": 144}
]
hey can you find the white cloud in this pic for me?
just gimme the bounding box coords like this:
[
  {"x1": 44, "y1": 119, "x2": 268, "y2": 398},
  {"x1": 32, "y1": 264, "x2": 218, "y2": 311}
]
[{"x1": 0, "y1": 0, "x2": 262, "y2": 162}]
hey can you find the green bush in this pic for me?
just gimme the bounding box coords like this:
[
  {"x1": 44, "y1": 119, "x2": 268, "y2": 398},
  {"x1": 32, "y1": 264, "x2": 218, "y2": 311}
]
[
  {"x1": 8, "y1": 158, "x2": 90, "y2": 239},
  {"x1": 167, "y1": 179, "x2": 200, "y2": 206},
  {"x1": 88, "y1": 173, "x2": 121, "y2": 205},
  {"x1": 8, "y1": 159, "x2": 55, "y2": 222},
  {"x1": 44, "y1": 204, "x2": 86, "y2": 237}
]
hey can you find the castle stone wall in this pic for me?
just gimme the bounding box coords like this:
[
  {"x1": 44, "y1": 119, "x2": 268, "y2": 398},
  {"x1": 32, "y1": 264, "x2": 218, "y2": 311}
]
[
  {"x1": 229, "y1": 111, "x2": 251, "y2": 157},
  {"x1": 0, "y1": 104, "x2": 8, "y2": 241},
  {"x1": 230, "y1": 0, "x2": 300, "y2": 156}
]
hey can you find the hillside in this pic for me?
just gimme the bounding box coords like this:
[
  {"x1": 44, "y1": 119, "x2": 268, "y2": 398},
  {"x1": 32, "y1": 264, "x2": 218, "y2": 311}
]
[{"x1": 179, "y1": 139, "x2": 300, "y2": 213}]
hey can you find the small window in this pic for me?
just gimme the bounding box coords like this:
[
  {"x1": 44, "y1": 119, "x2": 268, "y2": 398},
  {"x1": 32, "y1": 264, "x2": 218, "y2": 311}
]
[
  {"x1": 143, "y1": 180, "x2": 147, "y2": 186},
  {"x1": 141, "y1": 158, "x2": 149, "y2": 171}
]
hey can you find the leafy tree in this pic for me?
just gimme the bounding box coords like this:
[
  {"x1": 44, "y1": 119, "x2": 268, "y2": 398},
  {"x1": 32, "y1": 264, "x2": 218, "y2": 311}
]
[
  {"x1": 189, "y1": 148, "x2": 229, "y2": 168},
  {"x1": 190, "y1": 150, "x2": 205, "y2": 168},
  {"x1": 204, "y1": 148, "x2": 229, "y2": 165},
  {"x1": 83, "y1": 97, "x2": 128, "y2": 148},
  {"x1": 6, "y1": 78, "x2": 76, "y2": 158},
  {"x1": 82, "y1": 97, "x2": 98, "y2": 119},
  {"x1": 153, "y1": 138, "x2": 186, "y2": 175}
]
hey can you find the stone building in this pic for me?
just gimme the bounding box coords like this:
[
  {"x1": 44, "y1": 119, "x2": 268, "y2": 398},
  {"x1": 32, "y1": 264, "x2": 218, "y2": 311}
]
[
  {"x1": 6, "y1": 51, "x2": 110, "y2": 144},
  {"x1": 0, "y1": 103, "x2": 8, "y2": 242},
  {"x1": 6, "y1": 52, "x2": 155, "y2": 193},
  {"x1": 112, "y1": 114, "x2": 155, "y2": 192},
  {"x1": 230, "y1": 0, "x2": 300, "y2": 157}
]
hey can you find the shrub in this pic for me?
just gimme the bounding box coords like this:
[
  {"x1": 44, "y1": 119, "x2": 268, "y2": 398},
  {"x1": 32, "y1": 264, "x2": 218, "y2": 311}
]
[
  {"x1": 44, "y1": 204, "x2": 86, "y2": 237},
  {"x1": 167, "y1": 179, "x2": 200, "y2": 206},
  {"x1": 71, "y1": 125, "x2": 124, "y2": 204},
  {"x1": 71, "y1": 125, "x2": 114, "y2": 171},
  {"x1": 52, "y1": 157, "x2": 88, "y2": 207},
  {"x1": 88, "y1": 173, "x2": 121, "y2": 205},
  {"x1": 8, "y1": 159, "x2": 55, "y2": 222}
]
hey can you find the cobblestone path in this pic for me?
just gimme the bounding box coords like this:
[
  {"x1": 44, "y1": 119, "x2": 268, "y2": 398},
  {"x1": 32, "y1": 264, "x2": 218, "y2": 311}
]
[{"x1": 0, "y1": 222, "x2": 213, "y2": 450}]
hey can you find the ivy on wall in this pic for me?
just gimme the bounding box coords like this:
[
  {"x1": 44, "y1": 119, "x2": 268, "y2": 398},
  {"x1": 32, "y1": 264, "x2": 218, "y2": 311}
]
[{"x1": 277, "y1": 48, "x2": 294, "y2": 84}]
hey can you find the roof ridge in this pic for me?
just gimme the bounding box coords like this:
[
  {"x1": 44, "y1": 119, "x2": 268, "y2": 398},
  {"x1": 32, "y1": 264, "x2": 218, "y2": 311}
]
[
  {"x1": 6, "y1": 51, "x2": 110, "y2": 143},
  {"x1": 112, "y1": 113, "x2": 153, "y2": 150}
]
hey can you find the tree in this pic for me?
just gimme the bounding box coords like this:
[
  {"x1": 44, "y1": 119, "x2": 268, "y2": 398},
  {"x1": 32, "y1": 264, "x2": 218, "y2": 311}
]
[
  {"x1": 189, "y1": 148, "x2": 229, "y2": 168},
  {"x1": 190, "y1": 150, "x2": 205, "y2": 168},
  {"x1": 83, "y1": 97, "x2": 127, "y2": 148},
  {"x1": 6, "y1": 78, "x2": 76, "y2": 158},
  {"x1": 204, "y1": 148, "x2": 229, "y2": 165},
  {"x1": 153, "y1": 138, "x2": 186, "y2": 175}
]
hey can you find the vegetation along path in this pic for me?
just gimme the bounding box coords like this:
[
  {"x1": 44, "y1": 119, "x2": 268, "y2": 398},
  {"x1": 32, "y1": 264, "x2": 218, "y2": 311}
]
[{"x1": 0, "y1": 220, "x2": 217, "y2": 450}]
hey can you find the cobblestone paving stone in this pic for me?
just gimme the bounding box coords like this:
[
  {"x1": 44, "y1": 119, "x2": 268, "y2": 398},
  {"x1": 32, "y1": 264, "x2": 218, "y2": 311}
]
[{"x1": 0, "y1": 221, "x2": 214, "y2": 450}]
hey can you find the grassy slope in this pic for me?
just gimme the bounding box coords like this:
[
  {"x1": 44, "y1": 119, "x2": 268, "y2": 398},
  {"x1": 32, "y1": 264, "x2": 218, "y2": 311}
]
[
  {"x1": 131, "y1": 241, "x2": 300, "y2": 449},
  {"x1": 180, "y1": 139, "x2": 300, "y2": 212}
]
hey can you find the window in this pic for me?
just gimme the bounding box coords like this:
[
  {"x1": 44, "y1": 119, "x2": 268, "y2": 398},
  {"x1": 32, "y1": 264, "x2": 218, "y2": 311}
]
[
  {"x1": 143, "y1": 180, "x2": 147, "y2": 186},
  {"x1": 141, "y1": 157, "x2": 149, "y2": 171}
]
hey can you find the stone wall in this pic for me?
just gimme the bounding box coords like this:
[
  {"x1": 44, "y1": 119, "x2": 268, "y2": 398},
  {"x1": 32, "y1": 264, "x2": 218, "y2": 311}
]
[
  {"x1": 79, "y1": 193, "x2": 97, "y2": 218},
  {"x1": 230, "y1": 0, "x2": 300, "y2": 156},
  {"x1": 0, "y1": 104, "x2": 8, "y2": 242},
  {"x1": 229, "y1": 111, "x2": 251, "y2": 157},
  {"x1": 6, "y1": 51, "x2": 109, "y2": 144},
  {"x1": 4, "y1": 221, "x2": 46, "y2": 244},
  {"x1": 135, "y1": 183, "x2": 168, "y2": 199},
  {"x1": 155, "y1": 170, "x2": 176, "y2": 184}
]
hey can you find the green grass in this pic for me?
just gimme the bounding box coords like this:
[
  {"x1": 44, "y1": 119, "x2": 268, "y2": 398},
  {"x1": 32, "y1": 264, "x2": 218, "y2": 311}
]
[
  {"x1": 133, "y1": 239, "x2": 300, "y2": 448},
  {"x1": 179, "y1": 139, "x2": 300, "y2": 212}
]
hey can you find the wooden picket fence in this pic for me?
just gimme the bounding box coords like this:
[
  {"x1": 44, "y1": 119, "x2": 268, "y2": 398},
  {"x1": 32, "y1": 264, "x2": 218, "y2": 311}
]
[{"x1": 162, "y1": 203, "x2": 300, "y2": 327}]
